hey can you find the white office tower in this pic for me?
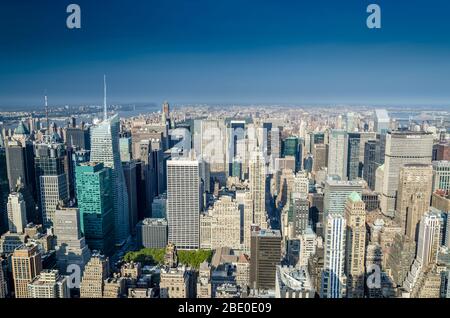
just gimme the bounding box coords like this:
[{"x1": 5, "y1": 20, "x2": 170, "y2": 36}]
[
  {"x1": 321, "y1": 214, "x2": 347, "y2": 298},
  {"x1": 402, "y1": 209, "x2": 442, "y2": 293},
  {"x1": 54, "y1": 206, "x2": 91, "y2": 274},
  {"x1": 380, "y1": 131, "x2": 433, "y2": 217},
  {"x1": 167, "y1": 158, "x2": 201, "y2": 250},
  {"x1": 7, "y1": 192, "x2": 27, "y2": 234},
  {"x1": 416, "y1": 210, "x2": 442, "y2": 267},
  {"x1": 275, "y1": 265, "x2": 315, "y2": 298},
  {"x1": 90, "y1": 113, "x2": 130, "y2": 245},
  {"x1": 323, "y1": 179, "x2": 363, "y2": 217},
  {"x1": 249, "y1": 150, "x2": 268, "y2": 229},
  {"x1": 327, "y1": 130, "x2": 348, "y2": 180},
  {"x1": 374, "y1": 109, "x2": 390, "y2": 134},
  {"x1": 193, "y1": 119, "x2": 227, "y2": 184}
]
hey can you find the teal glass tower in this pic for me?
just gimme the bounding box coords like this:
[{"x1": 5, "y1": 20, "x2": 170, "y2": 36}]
[
  {"x1": 282, "y1": 136, "x2": 301, "y2": 172},
  {"x1": 75, "y1": 162, "x2": 114, "y2": 256}
]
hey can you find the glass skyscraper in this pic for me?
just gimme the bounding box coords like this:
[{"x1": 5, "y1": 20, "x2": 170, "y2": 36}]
[
  {"x1": 89, "y1": 114, "x2": 130, "y2": 245},
  {"x1": 75, "y1": 162, "x2": 114, "y2": 256}
]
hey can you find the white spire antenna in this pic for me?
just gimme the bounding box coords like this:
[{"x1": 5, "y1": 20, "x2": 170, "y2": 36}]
[
  {"x1": 45, "y1": 93, "x2": 50, "y2": 135},
  {"x1": 103, "y1": 75, "x2": 107, "y2": 120}
]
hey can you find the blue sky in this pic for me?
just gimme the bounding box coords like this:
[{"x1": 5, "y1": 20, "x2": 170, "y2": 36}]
[{"x1": 0, "y1": 0, "x2": 450, "y2": 106}]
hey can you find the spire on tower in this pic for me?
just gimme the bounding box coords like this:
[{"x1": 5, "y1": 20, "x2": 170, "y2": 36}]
[
  {"x1": 103, "y1": 75, "x2": 107, "y2": 120},
  {"x1": 45, "y1": 93, "x2": 50, "y2": 135}
]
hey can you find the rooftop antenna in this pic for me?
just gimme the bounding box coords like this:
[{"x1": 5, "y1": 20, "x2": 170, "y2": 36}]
[
  {"x1": 45, "y1": 92, "x2": 50, "y2": 135},
  {"x1": 103, "y1": 75, "x2": 107, "y2": 120}
]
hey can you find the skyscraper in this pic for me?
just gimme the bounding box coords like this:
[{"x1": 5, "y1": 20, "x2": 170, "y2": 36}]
[
  {"x1": 374, "y1": 109, "x2": 390, "y2": 134},
  {"x1": 34, "y1": 142, "x2": 69, "y2": 228},
  {"x1": 90, "y1": 113, "x2": 130, "y2": 245},
  {"x1": 7, "y1": 192, "x2": 27, "y2": 234},
  {"x1": 344, "y1": 192, "x2": 366, "y2": 298},
  {"x1": 347, "y1": 133, "x2": 362, "y2": 181},
  {"x1": 250, "y1": 229, "x2": 281, "y2": 290},
  {"x1": 396, "y1": 164, "x2": 433, "y2": 241},
  {"x1": 432, "y1": 160, "x2": 450, "y2": 192},
  {"x1": 249, "y1": 150, "x2": 267, "y2": 229},
  {"x1": 327, "y1": 130, "x2": 348, "y2": 180},
  {"x1": 167, "y1": 158, "x2": 201, "y2": 250},
  {"x1": 363, "y1": 138, "x2": 384, "y2": 190},
  {"x1": 381, "y1": 131, "x2": 433, "y2": 217},
  {"x1": 12, "y1": 243, "x2": 42, "y2": 298},
  {"x1": 282, "y1": 137, "x2": 301, "y2": 172},
  {"x1": 5, "y1": 122, "x2": 36, "y2": 196},
  {"x1": 80, "y1": 254, "x2": 110, "y2": 298},
  {"x1": 54, "y1": 205, "x2": 91, "y2": 274},
  {"x1": 323, "y1": 179, "x2": 363, "y2": 217},
  {"x1": 75, "y1": 162, "x2": 115, "y2": 256},
  {"x1": 321, "y1": 214, "x2": 346, "y2": 298}
]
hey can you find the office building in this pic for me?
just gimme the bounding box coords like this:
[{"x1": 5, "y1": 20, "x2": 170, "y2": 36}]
[
  {"x1": 249, "y1": 150, "x2": 267, "y2": 229},
  {"x1": 80, "y1": 254, "x2": 110, "y2": 298},
  {"x1": 396, "y1": 164, "x2": 433, "y2": 241},
  {"x1": 167, "y1": 158, "x2": 201, "y2": 250},
  {"x1": 250, "y1": 229, "x2": 281, "y2": 290},
  {"x1": 12, "y1": 243, "x2": 42, "y2": 298},
  {"x1": 27, "y1": 269, "x2": 69, "y2": 298},
  {"x1": 160, "y1": 266, "x2": 195, "y2": 298},
  {"x1": 7, "y1": 192, "x2": 27, "y2": 234},
  {"x1": 75, "y1": 162, "x2": 115, "y2": 256},
  {"x1": 344, "y1": 192, "x2": 366, "y2": 298},
  {"x1": 122, "y1": 161, "x2": 138, "y2": 234},
  {"x1": 321, "y1": 214, "x2": 346, "y2": 298},
  {"x1": 374, "y1": 109, "x2": 390, "y2": 134},
  {"x1": 34, "y1": 141, "x2": 68, "y2": 228},
  {"x1": 90, "y1": 113, "x2": 130, "y2": 245},
  {"x1": 136, "y1": 218, "x2": 168, "y2": 249},
  {"x1": 54, "y1": 205, "x2": 91, "y2": 274},
  {"x1": 432, "y1": 161, "x2": 450, "y2": 192},
  {"x1": 323, "y1": 180, "x2": 363, "y2": 217},
  {"x1": 380, "y1": 131, "x2": 433, "y2": 217},
  {"x1": 327, "y1": 130, "x2": 348, "y2": 180}
]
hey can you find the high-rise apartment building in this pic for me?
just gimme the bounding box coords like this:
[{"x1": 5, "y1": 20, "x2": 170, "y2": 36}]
[
  {"x1": 167, "y1": 158, "x2": 201, "y2": 250},
  {"x1": 380, "y1": 131, "x2": 433, "y2": 217},
  {"x1": 344, "y1": 192, "x2": 366, "y2": 298}
]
